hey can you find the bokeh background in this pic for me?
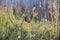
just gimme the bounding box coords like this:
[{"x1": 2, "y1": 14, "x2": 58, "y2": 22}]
[{"x1": 0, "y1": 0, "x2": 60, "y2": 40}]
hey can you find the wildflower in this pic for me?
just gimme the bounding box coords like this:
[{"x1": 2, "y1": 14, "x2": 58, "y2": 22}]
[{"x1": 18, "y1": 36, "x2": 21, "y2": 39}]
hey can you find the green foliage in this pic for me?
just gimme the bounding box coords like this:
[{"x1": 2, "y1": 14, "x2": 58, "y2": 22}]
[{"x1": 0, "y1": 11, "x2": 58, "y2": 40}]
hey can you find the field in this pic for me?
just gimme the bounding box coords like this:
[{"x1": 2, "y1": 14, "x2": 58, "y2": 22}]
[
  {"x1": 0, "y1": 0, "x2": 60, "y2": 40},
  {"x1": 0, "y1": 10, "x2": 59, "y2": 40}
]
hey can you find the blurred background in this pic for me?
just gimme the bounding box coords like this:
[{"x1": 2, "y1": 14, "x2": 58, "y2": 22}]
[{"x1": 0, "y1": 0, "x2": 60, "y2": 40}]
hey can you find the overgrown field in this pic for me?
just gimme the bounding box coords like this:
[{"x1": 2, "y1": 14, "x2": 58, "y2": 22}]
[{"x1": 0, "y1": 11, "x2": 59, "y2": 40}]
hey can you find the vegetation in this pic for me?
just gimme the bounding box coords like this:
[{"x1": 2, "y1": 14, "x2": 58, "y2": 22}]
[
  {"x1": 0, "y1": 0, "x2": 59, "y2": 40},
  {"x1": 0, "y1": 10, "x2": 59, "y2": 40}
]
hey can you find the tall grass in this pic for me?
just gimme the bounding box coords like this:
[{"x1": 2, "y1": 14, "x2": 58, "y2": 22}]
[
  {"x1": 0, "y1": 10, "x2": 58, "y2": 40},
  {"x1": 0, "y1": 0, "x2": 59, "y2": 40}
]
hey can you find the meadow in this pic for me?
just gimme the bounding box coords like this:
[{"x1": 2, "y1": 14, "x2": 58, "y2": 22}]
[
  {"x1": 0, "y1": 0, "x2": 60, "y2": 40},
  {"x1": 0, "y1": 9, "x2": 59, "y2": 40}
]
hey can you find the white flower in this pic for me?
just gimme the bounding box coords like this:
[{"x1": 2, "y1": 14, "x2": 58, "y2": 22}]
[{"x1": 18, "y1": 36, "x2": 21, "y2": 39}]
